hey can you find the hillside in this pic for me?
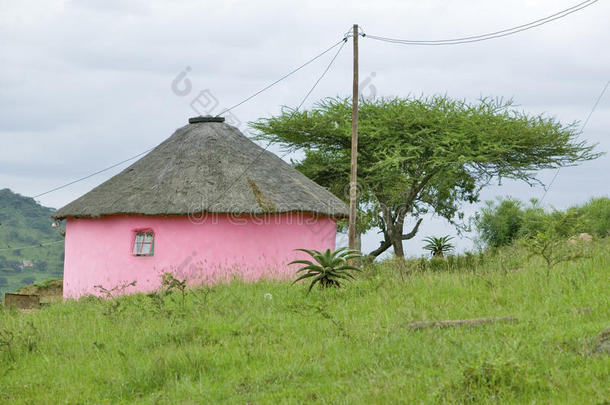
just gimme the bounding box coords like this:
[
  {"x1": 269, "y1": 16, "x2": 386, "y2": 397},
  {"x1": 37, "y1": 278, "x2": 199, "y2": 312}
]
[
  {"x1": 0, "y1": 240, "x2": 608, "y2": 403},
  {"x1": 0, "y1": 189, "x2": 64, "y2": 296}
]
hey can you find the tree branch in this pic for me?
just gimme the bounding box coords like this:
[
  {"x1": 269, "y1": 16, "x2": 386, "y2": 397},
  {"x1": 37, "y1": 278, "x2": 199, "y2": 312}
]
[
  {"x1": 367, "y1": 213, "x2": 393, "y2": 259},
  {"x1": 367, "y1": 217, "x2": 423, "y2": 259},
  {"x1": 402, "y1": 218, "x2": 423, "y2": 240},
  {"x1": 367, "y1": 239, "x2": 392, "y2": 258},
  {"x1": 397, "y1": 170, "x2": 440, "y2": 220}
]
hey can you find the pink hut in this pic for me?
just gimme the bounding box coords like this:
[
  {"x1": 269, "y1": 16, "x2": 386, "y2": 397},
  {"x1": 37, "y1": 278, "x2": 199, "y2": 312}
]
[{"x1": 52, "y1": 116, "x2": 348, "y2": 298}]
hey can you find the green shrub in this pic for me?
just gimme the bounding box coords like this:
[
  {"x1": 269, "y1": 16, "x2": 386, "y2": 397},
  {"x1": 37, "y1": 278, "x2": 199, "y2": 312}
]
[
  {"x1": 392, "y1": 250, "x2": 496, "y2": 274},
  {"x1": 573, "y1": 196, "x2": 610, "y2": 238},
  {"x1": 475, "y1": 197, "x2": 524, "y2": 248},
  {"x1": 428, "y1": 257, "x2": 447, "y2": 271},
  {"x1": 422, "y1": 235, "x2": 455, "y2": 258},
  {"x1": 290, "y1": 248, "x2": 361, "y2": 294},
  {"x1": 475, "y1": 196, "x2": 609, "y2": 249},
  {"x1": 521, "y1": 210, "x2": 588, "y2": 275},
  {"x1": 518, "y1": 199, "x2": 548, "y2": 238}
]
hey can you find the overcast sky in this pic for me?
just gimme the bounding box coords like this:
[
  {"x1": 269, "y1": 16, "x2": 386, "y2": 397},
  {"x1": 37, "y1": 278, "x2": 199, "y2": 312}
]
[{"x1": 1, "y1": 0, "x2": 608, "y2": 257}]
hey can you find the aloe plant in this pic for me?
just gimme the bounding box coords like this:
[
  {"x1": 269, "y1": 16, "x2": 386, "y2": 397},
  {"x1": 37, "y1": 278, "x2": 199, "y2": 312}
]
[
  {"x1": 422, "y1": 235, "x2": 455, "y2": 258},
  {"x1": 289, "y1": 247, "x2": 361, "y2": 294}
]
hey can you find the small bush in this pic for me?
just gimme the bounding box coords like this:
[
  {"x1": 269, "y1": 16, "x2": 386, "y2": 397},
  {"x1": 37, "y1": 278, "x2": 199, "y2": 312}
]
[
  {"x1": 476, "y1": 197, "x2": 524, "y2": 248},
  {"x1": 475, "y1": 196, "x2": 609, "y2": 249},
  {"x1": 521, "y1": 210, "x2": 589, "y2": 275},
  {"x1": 573, "y1": 196, "x2": 610, "y2": 238},
  {"x1": 290, "y1": 248, "x2": 361, "y2": 294},
  {"x1": 422, "y1": 235, "x2": 455, "y2": 258},
  {"x1": 428, "y1": 257, "x2": 447, "y2": 271}
]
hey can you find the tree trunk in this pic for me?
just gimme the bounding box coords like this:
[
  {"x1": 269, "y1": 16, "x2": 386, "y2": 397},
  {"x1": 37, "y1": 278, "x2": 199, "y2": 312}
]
[
  {"x1": 385, "y1": 218, "x2": 406, "y2": 259},
  {"x1": 367, "y1": 215, "x2": 422, "y2": 260},
  {"x1": 391, "y1": 234, "x2": 405, "y2": 258}
]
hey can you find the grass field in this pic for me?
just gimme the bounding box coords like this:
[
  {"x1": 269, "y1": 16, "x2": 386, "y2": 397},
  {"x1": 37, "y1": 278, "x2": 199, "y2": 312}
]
[{"x1": 0, "y1": 240, "x2": 608, "y2": 404}]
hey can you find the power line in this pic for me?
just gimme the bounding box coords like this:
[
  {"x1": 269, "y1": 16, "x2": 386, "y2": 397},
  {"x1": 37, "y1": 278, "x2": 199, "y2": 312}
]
[
  {"x1": 201, "y1": 36, "x2": 349, "y2": 210},
  {"x1": 298, "y1": 38, "x2": 348, "y2": 110},
  {"x1": 364, "y1": 0, "x2": 598, "y2": 46},
  {"x1": 540, "y1": 78, "x2": 610, "y2": 203},
  {"x1": 33, "y1": 147, "x2": 155, "y2": 199},
  {"x1": 32, "y1": 37, "x2": 348, "y2": 201},
  {"x1": 216, "y1": 38, "x2": 347, "y2": 117}
]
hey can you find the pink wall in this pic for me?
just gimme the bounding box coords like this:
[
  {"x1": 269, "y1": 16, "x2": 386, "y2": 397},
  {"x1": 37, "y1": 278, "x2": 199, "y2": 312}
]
[{"x1": 63, "y1": 213, "x2": 337, "y2": 298}]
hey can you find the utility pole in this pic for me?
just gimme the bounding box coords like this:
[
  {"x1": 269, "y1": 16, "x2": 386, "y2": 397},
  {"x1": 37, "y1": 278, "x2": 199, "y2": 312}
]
[{"x1": 348, "y1": 24, "x2": 359, "y2": 252}]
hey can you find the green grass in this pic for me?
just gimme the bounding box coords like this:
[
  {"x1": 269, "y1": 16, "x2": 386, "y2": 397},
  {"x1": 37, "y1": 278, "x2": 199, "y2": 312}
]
[{"x1": 1, "y1": 240, "x2": 609, "y2": 404}]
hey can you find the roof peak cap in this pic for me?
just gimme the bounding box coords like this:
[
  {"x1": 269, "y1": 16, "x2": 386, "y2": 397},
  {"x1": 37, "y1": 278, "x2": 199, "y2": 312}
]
[{"x1": 188, "y1": 115, "x2": 225, "y2": 124}]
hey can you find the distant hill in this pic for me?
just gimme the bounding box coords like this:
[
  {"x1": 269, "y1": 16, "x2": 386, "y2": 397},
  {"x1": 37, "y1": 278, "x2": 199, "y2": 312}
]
[{"x1": 0, "y1": 188, "x2": 64, "y2": 296}]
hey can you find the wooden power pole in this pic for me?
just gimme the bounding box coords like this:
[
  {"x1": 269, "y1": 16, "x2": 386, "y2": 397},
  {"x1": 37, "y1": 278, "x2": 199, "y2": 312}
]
[{"x1": 348, "y1": 24, "x2": 359, "y2": 252}]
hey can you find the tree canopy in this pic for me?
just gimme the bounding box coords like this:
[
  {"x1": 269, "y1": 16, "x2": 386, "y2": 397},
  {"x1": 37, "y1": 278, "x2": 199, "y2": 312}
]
[{"x1": 251, "y1": 96, "x2": 601, "y2": 258}]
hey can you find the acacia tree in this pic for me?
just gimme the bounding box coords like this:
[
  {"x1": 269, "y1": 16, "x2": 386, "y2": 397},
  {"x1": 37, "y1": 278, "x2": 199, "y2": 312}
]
[{"x1": 251, "y1": 96, "x2": 600, "y2": 259}]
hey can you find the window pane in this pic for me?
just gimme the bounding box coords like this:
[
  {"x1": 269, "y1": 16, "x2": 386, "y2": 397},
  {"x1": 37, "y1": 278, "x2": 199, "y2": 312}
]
[
  {"x1": 133, "y1": 232, "x2": 154, "y2": 256},
  {"x1": 134, "y1": 233, "x2": 143, "y2": 255},
  {"x1": 141, "y1": 243, "x2": 151, "y2": 255}
]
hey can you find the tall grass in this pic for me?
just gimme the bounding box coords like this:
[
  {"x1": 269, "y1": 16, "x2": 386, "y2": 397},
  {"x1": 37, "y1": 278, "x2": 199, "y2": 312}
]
[{"x1": 1, "y1": 239, "x2": 608, "y2": 404}]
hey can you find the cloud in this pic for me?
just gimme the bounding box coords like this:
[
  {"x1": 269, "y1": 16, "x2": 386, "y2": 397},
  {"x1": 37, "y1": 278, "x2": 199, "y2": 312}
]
[{"x1": 1, "y1": 0, "x2": 608, "y2": 255}]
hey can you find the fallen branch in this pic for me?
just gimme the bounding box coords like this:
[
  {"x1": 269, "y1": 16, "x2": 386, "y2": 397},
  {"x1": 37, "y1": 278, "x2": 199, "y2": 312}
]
[{"x1": 408, "y1": 316, "x2": 518, "y2": 330}]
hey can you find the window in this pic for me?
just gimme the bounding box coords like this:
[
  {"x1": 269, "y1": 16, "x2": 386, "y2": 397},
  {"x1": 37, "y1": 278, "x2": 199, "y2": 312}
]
[{"x1": 133, "y1": 231, "x2": 154, "y2": 256}]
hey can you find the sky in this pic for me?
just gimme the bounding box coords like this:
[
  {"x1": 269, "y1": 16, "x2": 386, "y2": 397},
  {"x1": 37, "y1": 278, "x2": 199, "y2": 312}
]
[{"x1": 1, "y1": 0, "x2": 608, "y2": 257}]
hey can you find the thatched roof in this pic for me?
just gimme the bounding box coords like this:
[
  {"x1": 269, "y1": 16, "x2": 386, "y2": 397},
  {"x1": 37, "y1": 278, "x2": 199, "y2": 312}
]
[{"x1": 52, "y1": 117, "x2": 348, "y2": 220}]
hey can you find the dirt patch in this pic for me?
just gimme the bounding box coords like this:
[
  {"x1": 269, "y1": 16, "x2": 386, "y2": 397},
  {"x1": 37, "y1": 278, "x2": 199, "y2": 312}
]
[{"x1": 594, "y1": 327, "x2": 610, "y2": 354}]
